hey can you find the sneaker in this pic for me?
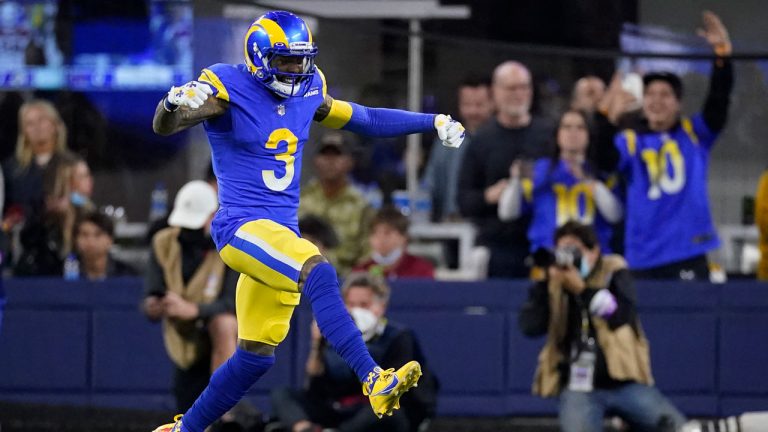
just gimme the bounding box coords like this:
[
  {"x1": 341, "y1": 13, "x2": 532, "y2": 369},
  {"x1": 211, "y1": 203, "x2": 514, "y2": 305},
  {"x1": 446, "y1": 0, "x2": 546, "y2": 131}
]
[
  {"x1": 362, "y1": 360, "x2": 422, "y2": 418},
  {"x1": 152, "y1": 414, "x2": 183, "y2": 432}
]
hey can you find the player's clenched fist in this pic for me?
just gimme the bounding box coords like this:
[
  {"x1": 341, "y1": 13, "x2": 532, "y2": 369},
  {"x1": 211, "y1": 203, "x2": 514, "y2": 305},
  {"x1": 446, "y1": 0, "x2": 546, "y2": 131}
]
[
  {"x1": 434, "y1": 114, "x2": 466, "y2": 148},
  {"x1": 165, "y1": 81, "x2": 213, "y2": 110}
]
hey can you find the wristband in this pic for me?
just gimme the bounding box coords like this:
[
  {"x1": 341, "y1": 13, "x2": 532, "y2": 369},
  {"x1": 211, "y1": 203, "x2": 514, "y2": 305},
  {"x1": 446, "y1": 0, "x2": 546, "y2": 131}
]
[
  {"x1": 163, "y1": 97, "x2": 180, "y2": 113},
  {"x1": 714, "y1": 42, "x2": 732, "y2": 57}
]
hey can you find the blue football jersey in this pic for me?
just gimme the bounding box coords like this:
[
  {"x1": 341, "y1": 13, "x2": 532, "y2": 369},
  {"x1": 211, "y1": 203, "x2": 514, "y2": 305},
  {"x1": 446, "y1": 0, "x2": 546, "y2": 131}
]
[
  {"x1": 198, "y1": 63, "x2": 327, "y2": 250},
  {"x1": 527, "y1": 158, "x2": 615, "y2": 253},
  {"x1": 614, "y1": 114, "x2": 720, "y2": 269}
]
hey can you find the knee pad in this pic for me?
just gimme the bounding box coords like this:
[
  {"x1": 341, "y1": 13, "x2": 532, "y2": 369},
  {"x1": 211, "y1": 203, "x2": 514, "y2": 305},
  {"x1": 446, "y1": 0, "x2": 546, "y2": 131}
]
[{"x1": 236, "y1": 275, "x2": 300, "y2": 345}]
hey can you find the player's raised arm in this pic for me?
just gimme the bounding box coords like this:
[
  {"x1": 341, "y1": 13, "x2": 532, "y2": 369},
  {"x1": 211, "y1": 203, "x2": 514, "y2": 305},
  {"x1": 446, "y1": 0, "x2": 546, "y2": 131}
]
[
  {"x1": 314, "y1": 94, "x2": 466, "y2": 148},
  {"x1": 152, "y1": 81, "x2": 229, "y2": 136}
]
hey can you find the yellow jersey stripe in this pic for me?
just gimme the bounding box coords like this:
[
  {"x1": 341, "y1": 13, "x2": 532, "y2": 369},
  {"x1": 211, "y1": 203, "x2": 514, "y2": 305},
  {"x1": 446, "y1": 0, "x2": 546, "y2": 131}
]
[
  {"x1": 521, "y1": 178, "x2": 533, "y2": 203},
  {"x1": 198, "y1": 69, "x2": 229, "y2": 102},
  {"x1": 320, "y1": 99, "x2": 353, "y2": 129},
  {"x1": 316, "y1": 66, "x2": 327, "y2": 98},
  {"x1": 681, "y1": 117, "x2": 699, "y2": 145},
  {"x1": 623, "y1": 129, "x2": 637, "y2": 157},
  {"x1": 257, "y1": 18, "x2": 289, "y2": 48}
]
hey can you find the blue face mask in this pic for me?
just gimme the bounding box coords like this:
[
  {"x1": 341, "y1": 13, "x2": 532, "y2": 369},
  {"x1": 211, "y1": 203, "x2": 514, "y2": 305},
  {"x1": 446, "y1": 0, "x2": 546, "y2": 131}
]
[
  {"x1": 71, "y1": 192, "x2": 88, "y2": 207},
  {"x1": 580, "y1": 257, "x2": 591, "y2": 278}
]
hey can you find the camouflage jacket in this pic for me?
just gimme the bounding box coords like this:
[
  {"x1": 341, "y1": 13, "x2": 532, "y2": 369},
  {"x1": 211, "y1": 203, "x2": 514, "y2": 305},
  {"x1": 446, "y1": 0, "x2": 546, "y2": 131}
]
[{"x1": 299, "y1": 180, "x2": 374, "y2": 275}]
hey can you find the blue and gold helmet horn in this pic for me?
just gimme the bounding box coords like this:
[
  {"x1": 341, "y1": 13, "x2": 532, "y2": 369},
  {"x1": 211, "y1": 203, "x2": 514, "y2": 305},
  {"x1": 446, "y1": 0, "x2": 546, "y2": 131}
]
[{"x1": 244, "y1": 10, "x2": 318, "y2": 98}]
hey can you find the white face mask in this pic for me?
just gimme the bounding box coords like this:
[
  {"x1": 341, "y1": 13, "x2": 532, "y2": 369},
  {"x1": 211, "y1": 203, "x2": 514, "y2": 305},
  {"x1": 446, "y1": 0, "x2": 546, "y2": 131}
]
[
  {"x1": 371, "y1": 247, "x2": 403, "y2": 266},
  {"x1": 349, "y1": 307, "x2": 379, "y2": 342}
]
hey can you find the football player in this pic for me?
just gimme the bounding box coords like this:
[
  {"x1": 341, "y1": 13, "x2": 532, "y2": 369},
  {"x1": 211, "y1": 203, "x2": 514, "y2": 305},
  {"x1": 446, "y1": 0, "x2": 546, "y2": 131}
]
[{"x1": 151, "y1": 10, "x2": 464, "y2": 432}]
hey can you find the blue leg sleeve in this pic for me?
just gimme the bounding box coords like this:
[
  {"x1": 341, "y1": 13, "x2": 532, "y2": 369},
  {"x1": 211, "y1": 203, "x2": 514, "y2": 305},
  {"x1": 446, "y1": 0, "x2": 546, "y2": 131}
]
[
  {"x1": 181, "y1": 348, "x2": 274, "y2": 432},
  {"x1": 304, "y1": 262, "x2": 378, "y2": 381}
]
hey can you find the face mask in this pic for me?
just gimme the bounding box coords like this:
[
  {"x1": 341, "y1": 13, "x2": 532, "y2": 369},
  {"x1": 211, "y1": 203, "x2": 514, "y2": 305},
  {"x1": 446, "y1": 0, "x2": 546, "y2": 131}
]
[
  {"x1": 580, "y1": 257, "x2": 591, "y2": 278},
  {"x1": 349, "y1": 307, "x2": 378, "y2": 342},
  {"x1": 371, "y1": 247, "x2": 403, "y2": 266},
  {"x1": 71, "y1": 192, "x2": 87, "y2": 207}
]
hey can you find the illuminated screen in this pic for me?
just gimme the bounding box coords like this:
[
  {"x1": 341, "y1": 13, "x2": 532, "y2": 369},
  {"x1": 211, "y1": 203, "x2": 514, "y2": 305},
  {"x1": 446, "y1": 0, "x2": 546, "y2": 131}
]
[{"x1": 0, "y1": 0, "x2": 193, "y2": 90}]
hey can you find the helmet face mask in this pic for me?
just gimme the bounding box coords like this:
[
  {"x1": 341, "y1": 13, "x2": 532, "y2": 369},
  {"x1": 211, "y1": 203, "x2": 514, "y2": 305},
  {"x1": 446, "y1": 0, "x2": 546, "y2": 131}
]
[{"x1": 245, "y1": 11, "x2": 318, "y2": 98}]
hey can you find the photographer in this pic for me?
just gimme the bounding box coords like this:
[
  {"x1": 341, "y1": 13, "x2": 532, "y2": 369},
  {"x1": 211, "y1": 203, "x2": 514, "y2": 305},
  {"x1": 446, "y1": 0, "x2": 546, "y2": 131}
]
[
  {"x1": 519, "y1": 221, "x2": 685, "y2": 432},
  {"x1": 142, "y1": 180, "x2": 238, "y2": 413}
]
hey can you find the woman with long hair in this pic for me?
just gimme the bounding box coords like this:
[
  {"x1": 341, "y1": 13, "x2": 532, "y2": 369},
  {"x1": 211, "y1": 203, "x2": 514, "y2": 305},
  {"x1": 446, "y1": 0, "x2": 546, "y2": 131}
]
[
  {"x1": 46, "y1": 155, "x2": 97, "y2": 263},
  {"x1": 4, "y1": 100, "x2": 77, "y2": 275},
  {"x1": 498, "y1": 109, "x2": 623, "y2": 254},
  {"x1": 4, "y1": 99, "x2": 74, "y2": 224}
]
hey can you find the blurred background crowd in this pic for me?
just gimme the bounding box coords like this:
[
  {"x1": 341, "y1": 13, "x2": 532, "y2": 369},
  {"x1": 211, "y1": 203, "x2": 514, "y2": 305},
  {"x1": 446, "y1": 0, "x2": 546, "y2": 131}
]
[
  {"x1": 0, "y1": 0, "x2": 767, "y2": 431},
  {"x1": 0, "y1": 0, "x2": 765, "y2": 283}
]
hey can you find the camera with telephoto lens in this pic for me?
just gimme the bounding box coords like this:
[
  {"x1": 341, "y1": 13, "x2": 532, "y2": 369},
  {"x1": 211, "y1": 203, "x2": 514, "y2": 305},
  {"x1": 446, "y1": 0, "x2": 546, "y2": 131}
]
[
  {"x1": 531, "y1": 246, "x2": 582, "y2": 269},
  {"x1": 555, "y1": 245, "x2": 582, "y2": 269}
]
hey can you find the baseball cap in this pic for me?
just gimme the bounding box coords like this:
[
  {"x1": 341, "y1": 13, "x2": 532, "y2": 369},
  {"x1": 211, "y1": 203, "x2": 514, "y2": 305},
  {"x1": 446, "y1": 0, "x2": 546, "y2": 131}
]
[
  {"x1": 168, "y1": 180, "x2": 218, "y2": 229},
  {"x1": 642, "y1": 71, "x2": 683, "y2": 99},
  {"x1": 317, "y1": 132, "x2": 350, "y2": 155}
]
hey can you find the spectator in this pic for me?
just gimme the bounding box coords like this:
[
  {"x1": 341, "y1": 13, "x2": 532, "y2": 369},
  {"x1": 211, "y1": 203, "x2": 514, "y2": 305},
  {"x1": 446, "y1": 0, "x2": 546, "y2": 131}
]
[
  {"x1": 3, "y1": 99, "x2": 75, "y2": 228},
  {"x1": 12, "y1": 151, "x2": 80, "y2": 276},
  {"x1": 299, "y1": 132, "x2": 374, "y2": 274},
  {"x1": 142, "y1": 180, "x2": 238, "y2": 413},
  {"x1": 3, "y1": 100, "x2": 79, "y2": 275},
  {"x1": 570, "y1": 76, "x2": 606, "y2": 114},
  {"x1": 299, "y1": 214, "x2": 339, "y2": 258},
  {"x1": 423, "y1": 75, "x2": 494, "y2": 222},
  {"x1": 756, "y1": 169, "x2": 768, "y2": 280},
  {"x1": 69, "y1": 157, "x2": 95, "y2": 212},
  {"x1": 498, "y1": 109, "x2": 623, "y2": 254},
  {"x1": 519, "y1": 221, "x2": 686, "y2": 432},
  {"x1": 271, "y1": 273, "x2": 437, "y2": 432},
  {"x1": 577, "y1": 74, "x2": 642, "y2": 255},
  {"x1": 354, "y1": 207, "x2": 434, "y2": 279},
  {"x1": 595, "y1": 11, "x2": 733, "y2": 280},
  {"x1": 53, "y1": 156, "x2": 96, "y2": 258},
  {"x1": 73, "y1": 211, "x2": 136, "y2": 280},
  {"x1": 458, "y1": 61, "x2": 553, "y2": 278}
]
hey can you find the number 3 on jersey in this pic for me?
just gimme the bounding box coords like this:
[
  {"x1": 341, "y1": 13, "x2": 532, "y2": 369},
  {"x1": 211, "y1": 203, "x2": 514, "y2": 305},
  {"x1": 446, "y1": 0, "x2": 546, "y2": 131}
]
[
  {"x1": 640, "y1": 139, "x2": 686, "y2": 200},
  {"x1": 262, "y1": 128, "x2": 298, "y2": 191}
]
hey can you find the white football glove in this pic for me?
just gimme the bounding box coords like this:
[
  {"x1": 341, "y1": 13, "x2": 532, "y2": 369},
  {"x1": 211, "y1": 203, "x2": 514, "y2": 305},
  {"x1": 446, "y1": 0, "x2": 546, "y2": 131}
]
[
  {"x1": 166, "y1": 81, "x2": 213, "y2": 110},
  {"x1": 434, "y1": 114, "x2": 466, "y2": 148}
]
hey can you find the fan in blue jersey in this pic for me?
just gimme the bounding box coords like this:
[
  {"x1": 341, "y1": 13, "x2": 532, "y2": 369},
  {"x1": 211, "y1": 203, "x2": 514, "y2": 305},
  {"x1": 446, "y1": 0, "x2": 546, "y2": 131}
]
[
  {"x1": 595, "y1": 11, "x2": 733, "y2": 280},
  {"x1": 498, "y1": 109, "x2": 623, "y2": 258},
  {"x1": 150, "y1": 11, "x2": 465, "y2": 432}
]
